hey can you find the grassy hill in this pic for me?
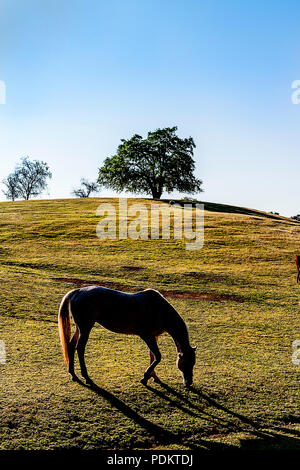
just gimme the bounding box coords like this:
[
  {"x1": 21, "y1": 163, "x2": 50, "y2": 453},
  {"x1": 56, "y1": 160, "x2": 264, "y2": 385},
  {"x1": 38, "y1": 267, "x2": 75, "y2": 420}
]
[{"x1": 0, "y1": 197, "x2": 300, "y2": 450}]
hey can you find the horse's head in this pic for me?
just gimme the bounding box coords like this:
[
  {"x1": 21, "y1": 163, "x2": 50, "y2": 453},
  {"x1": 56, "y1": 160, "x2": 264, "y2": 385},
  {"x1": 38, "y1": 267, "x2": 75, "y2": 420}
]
[{"x1": 176, "y1": 346, "x2": 197, "y2": 387}]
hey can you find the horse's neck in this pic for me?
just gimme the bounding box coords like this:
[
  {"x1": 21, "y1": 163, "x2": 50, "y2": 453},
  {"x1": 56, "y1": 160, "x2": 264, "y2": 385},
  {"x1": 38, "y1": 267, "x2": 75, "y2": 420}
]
[{"x1": 166, "y1": 315, "x2": 191, "y2": 353}]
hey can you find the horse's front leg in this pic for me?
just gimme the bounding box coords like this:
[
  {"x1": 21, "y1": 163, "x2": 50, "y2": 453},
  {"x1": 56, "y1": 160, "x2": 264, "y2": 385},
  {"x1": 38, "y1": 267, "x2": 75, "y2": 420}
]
[
  {"x1": 140, "y1": 336, "x2": 161, "y2": 385},
  {"x1": 149, "y1": 350, "x2": 160, "y2": 383}
]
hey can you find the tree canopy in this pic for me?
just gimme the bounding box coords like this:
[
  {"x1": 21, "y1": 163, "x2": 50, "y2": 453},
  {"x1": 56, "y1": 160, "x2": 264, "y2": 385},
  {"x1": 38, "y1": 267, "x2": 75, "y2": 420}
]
[{"x1": 98, "y1": 126, "x2": 203, "y2": 199}]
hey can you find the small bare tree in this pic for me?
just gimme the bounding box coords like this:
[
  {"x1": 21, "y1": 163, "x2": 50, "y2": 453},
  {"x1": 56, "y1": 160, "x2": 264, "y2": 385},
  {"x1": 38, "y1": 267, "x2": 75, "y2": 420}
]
[
  {"x1": 2, "y1": 157, "x2": 52, "y2": 201},
  {"x1": 2, "y1": 173, "x2": 20, "y2": 201},
  {"x1": 14, "y1": 157, "x2": 52, "y2": 200},
  {"x1": 72, "y1": 179, "x2": 100, "y2": 198}
]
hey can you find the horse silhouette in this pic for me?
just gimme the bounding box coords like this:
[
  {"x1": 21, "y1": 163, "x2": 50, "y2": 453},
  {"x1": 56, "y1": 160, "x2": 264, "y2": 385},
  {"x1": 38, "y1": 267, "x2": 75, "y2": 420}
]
[{"x1": 58, "y1": 286, "x2": 196, "y2": 387}]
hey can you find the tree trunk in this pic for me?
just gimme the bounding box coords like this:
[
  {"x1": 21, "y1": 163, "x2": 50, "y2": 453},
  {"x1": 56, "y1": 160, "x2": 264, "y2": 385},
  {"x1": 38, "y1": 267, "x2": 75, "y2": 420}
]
[{"x1": 151, "y1": 189, "x2": 162, "y2": 199}]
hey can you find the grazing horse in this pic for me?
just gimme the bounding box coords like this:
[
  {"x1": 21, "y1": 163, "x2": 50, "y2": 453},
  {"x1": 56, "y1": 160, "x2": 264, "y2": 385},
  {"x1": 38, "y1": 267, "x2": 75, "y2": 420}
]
[
  {"x1": 296, "y1": 256, "x2": 300, "y2": 283},
  {"x1": 58, "y1": 286, "x2": 197, "y2": 387}
]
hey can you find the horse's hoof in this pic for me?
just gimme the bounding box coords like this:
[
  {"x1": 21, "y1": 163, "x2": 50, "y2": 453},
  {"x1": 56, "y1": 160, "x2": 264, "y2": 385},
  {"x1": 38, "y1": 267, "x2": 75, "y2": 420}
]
[
  {"x1": 70, "y1": 374, "x2": 79, "y2": 382},
  {"x1": 140, "y1": 377, "x2": 148, "y2": 385},
  {"x1": 150, "y1": 376, "x2": 160, "y2": 383},
  {"x1": 152, "y1": 376, "x2": 161, "y2": 383},
  {"x1": 184, "y1": 383, "x2": 192, "y2": 389},
  {"x1": 84, "y1": 377, "x2": 94, "y2": 386}
]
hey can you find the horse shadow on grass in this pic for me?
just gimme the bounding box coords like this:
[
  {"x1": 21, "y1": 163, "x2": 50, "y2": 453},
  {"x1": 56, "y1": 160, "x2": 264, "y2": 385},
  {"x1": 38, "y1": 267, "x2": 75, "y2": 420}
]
[
  {"x1": 76, "y1": 378, "x2": 176, "y2": 446},
  {"x1": 76, "y1": 378, "x2": 300, "y2": 450},
  {"x1": 76, "y1": 378, "x2": 234, "y2": 450},
  {"x1": 151, "y1": 382, "x2": 300, "y2": 450}
]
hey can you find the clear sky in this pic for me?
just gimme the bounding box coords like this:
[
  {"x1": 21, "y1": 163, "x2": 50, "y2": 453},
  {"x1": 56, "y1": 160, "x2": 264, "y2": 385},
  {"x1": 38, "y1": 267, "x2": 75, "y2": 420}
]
[{"x1": 0, "y1": 0, "x2": 299, "y2": 216}]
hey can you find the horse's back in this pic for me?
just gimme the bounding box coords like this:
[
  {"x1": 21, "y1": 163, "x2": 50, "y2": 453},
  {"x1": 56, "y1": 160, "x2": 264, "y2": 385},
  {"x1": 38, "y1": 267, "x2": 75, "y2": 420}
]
[{"x1": 69, "y1": 285, "x2": 172, "y2": 336}]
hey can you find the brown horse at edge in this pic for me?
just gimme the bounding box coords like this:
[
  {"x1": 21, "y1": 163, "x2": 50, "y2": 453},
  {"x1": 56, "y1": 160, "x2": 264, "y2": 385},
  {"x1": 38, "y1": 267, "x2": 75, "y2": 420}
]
[{"x1": 296, "y1": 255, "x2": 300, "y2": 283}]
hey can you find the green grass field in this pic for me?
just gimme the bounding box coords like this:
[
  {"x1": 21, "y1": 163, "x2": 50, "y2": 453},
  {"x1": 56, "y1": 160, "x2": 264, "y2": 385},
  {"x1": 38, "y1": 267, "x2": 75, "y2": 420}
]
[{"x1": 0, "y1": 197, "x2": 300, "y2": 450}]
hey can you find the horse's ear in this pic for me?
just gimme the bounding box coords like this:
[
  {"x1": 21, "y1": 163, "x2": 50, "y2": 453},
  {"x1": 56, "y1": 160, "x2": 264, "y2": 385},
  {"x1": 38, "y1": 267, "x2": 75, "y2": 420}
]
[
  {"x1": 178, "y1": 352, "x2": 183, "y2": 358},
  {"x1": 193, "y1": 346, "x2": 198, "y2": 351}
]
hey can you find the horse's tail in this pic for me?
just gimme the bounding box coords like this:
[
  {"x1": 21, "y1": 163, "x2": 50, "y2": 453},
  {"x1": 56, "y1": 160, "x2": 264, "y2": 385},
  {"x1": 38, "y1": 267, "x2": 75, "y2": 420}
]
[{"x1": 58, "y1": 289, "x2": 77, "y2": 365}]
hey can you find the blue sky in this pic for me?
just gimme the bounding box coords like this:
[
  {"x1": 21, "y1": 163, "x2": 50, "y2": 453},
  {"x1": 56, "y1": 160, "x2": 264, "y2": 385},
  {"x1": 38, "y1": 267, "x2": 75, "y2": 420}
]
[{"x1": 0, "y1": 0, "x2": 299, "y2": 216}]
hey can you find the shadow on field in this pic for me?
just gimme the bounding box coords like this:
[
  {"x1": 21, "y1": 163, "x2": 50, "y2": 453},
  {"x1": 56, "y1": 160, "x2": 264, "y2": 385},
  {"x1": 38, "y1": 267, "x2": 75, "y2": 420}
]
[
  {"x1": 146, "y1": 382, "x2": 300, "y2": 450},
  {"x1": 77, "y1": 378, "x2": 176, "y2": 445},
  {"x1": 76, "y1": 378, "x2": 234, "y2": 450},
  {"x1": 53, "y1": 277, "x2": 246, "y2": 302},
  {"x1": 76, "y1": 378, "x2": 300, "y2": 450}
]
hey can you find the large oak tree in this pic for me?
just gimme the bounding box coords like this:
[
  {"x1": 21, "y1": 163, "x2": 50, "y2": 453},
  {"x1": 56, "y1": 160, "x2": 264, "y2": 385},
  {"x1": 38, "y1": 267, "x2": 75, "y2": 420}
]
[{"x1": 98, "y1": 127, "x2": 203, "y2": 199}]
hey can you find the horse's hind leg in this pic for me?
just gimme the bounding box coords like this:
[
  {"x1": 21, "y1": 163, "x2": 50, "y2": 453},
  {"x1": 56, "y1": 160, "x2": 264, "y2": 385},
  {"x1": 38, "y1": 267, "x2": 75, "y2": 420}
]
[
  {"x1": 77, "y1": 325, "x2": 93, "y2": 385},
  {"x1": 68, "y1": 326, "x2": 79, "y2": 381},
  {"x1": 140, "y1": 336, "x2": 161, "y2": 385}
]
